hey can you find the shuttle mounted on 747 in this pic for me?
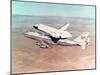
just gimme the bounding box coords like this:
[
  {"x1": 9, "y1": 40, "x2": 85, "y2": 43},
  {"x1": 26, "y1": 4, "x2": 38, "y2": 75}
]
[{"x1": 25, "y1": 24, "x2": 90, "y2": 49}]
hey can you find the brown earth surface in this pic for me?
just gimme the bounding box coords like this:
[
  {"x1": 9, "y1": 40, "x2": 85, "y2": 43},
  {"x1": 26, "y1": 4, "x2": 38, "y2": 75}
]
[{"x1": 12, "y1": 35, "x2": 95, "y2": 74}]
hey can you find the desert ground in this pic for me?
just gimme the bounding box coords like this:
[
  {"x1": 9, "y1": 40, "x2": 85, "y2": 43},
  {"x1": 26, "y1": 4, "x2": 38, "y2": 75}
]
[{"x1": 12, "y1": 34, "x2": 95, "y2": 74}]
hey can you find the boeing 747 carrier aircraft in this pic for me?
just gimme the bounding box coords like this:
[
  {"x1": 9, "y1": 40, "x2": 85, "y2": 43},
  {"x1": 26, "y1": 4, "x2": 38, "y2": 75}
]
[{"x1": 25, "y1": 24, "x2": 90, "y2": 49}]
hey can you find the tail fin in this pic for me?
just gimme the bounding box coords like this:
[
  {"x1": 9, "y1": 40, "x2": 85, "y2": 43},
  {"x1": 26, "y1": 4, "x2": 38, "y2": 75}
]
[
  {"x1": 74, "y1": 32, "x2": 90, "y2": 49},
  {"x1": 59, "y1": 24, "x2": 69, "y2": 31}
]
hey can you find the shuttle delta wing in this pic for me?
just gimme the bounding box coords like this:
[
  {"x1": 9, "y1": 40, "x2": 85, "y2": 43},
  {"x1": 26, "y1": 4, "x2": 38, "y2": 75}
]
[{"x1": 59, "y1": 24, "x2": 69, "y2": 31}]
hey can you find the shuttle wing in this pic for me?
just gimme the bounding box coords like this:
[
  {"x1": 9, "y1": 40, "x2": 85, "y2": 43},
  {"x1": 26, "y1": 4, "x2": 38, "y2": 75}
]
[{"x1": 59, "y1": 24, "x2": 69, "y2": 31}]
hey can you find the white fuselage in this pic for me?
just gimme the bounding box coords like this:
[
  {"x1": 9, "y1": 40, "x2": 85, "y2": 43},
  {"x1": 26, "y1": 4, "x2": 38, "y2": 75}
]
[{"x1": 25, "y1": 32, "x2": 78, "y2": 46}]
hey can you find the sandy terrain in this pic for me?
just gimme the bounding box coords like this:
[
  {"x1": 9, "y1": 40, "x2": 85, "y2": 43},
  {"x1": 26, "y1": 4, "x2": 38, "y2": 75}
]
[{"x1": 12, "y1": 35, "x2": 95, "y2": 74}]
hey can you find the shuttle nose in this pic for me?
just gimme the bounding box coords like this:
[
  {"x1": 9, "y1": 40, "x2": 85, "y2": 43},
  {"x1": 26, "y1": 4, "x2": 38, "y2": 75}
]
[{"x1": 33, "y1": 25, "x2": 38, "y2": 29}]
